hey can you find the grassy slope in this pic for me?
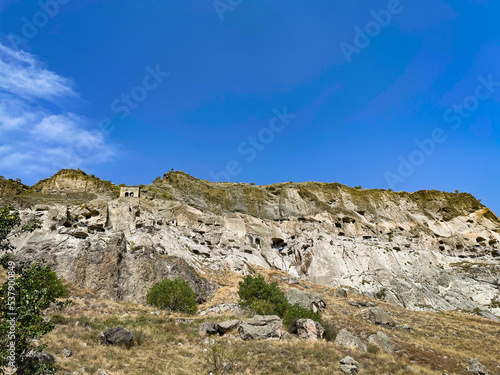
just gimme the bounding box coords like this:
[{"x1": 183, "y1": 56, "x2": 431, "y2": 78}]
[{"x1": 36, "y1": 267, "x2": 499, "y2": 375}]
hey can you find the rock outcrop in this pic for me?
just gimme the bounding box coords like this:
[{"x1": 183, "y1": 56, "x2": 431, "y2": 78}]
[
  {"x1": 238, "y1": 315, "x2": 282, "y2": 340},
  {"x1": 2, "y1": 169, "x2": 499, "y2": 318}
]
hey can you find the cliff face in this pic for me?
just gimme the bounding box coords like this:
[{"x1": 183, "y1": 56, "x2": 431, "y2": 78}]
[{"x1": 2, "y1": 170, "x2": 499, "y2": 317}]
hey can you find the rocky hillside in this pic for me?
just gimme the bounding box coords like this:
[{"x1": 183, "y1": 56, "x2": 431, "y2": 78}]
[{"x1": 1, "y1": 169, "x2": 499, "y2": 318}]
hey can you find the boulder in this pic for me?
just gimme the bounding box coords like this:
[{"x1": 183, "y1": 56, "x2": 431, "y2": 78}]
[
  {"x1": 61, "y1": 348, "x2": 73, "y2": 358},
  {"x1": 199, "y1": 322, "x2": 218, "y2": 336},
  {"x1": 295, "y1": 319, "x2": 325, "y2": 340},
  {"x1": 99, "y1": 327, "x2": 133, "y2": 348},
  {"x1": 348, "y1": 300, "x2": 376, "y2": 308},
  {"x1": 238, "y1": 315, "x2": 282, "y2": 340},
  {"x1": 368, "y1": 307, "x2": 393, "y2": 326},
  {"x1": 340, "y1": 356, "x2": 359, "y2": 374},
  {"x1": 287, "y1": 288, "x2": 326, "y2": 312},
  {"x1": 336, "y1": 288, "x2": 348, "y2": 298},
  {"x1": 334, "y1": 329, "x2": 367, "y2": 352},
  {"x1": 367, "y1": 331, "x2": 395, "y2": 352},
  {"x1": 467, "y1": 358, "x2": 489, "y2": 375},
  {"x1": 217, "y1": 319, "x2": 241, "y2": 335}
]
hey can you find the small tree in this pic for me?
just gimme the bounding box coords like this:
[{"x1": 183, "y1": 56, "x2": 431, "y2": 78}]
[
  {"x1": 146, "y1": 278, "x2": 198, "y2": 314},
  {"x1": 238, "y1": 275, "x2": 288, "y2": 317},
  {"x1": 0, "y1": 205, "x2": 69, "y2": 374}
]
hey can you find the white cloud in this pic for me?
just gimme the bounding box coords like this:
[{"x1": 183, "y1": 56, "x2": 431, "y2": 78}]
[{"x1": 0, "y1": 43, "x2": 115, "y2": 181}]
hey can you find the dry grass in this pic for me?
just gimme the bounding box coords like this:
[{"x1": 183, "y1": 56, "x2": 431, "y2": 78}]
[{"x1": 28, "y1": 268, "x2": 500, "y2": 375}]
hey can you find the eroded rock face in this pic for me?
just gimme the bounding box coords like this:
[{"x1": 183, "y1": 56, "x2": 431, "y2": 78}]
[{"x1": 3, "y1": 170, "x2": 500, "y2": 317}]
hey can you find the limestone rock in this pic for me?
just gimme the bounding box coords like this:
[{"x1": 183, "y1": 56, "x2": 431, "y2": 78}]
[
  {"x1": 340, "y1": 356, "x2": 359, "y2": 374},
  {"x1": 287, "y1": 288, "x2": 326, "y2": 312},
  {"x1": 199, "y1": 322, "x2": 218, "y2": 336},
  {"x1": 334, "y1": 329, "x2": 367, "y2": 352},
  {"x1": 367, "y1": 331, "x2": 395, "y2": 352},
  {"x1": 467, "y1": 358, "x2": 489, "y2": 375},
  {"x1": 99, "y1": 327, "x2": 133, "y2": 348},
  {"x1": 217, "y1": 320, "x2": 241, "y2": 335},
  {"x1": 368, "y1": 307, "x2": 393, "y2": 327},
  {"x1": 238, "y1": 315, "x2": 282, "y2": 340},
  {"x1": 295, "y1": 319, "x2": 325, "y2": 340}
]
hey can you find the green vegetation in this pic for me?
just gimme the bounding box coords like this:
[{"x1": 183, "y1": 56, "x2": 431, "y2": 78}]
[
  {"x1": 354, "y1": 186, "x2": 362, "y2": 189},
  {"x1": 146, "y1": 278, "x2": 198, "y2": 314},
  {"x1": 238, "y1": 275, "x2": 288, "y2": 317},
  {"x1": 0, "y1": 205, "x2": 70, "y2": 374},
  {"x1": 375, "y1": 288, "x2": 387, "y2": 300},
  {"x1": 238, "y1": 275, "x2": 322, "y2": 329}
]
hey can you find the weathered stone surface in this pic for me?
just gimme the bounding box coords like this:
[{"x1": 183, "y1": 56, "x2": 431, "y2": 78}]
[
  {"x1": 295, "y1": 319, "x2": 325, "y2": 340},
  {"x1": 287, "y1": 288, "x2": 326, "y2": 312},
  {"x1": 62, "y1": 348, "x2": 73, "y2": 357},
  {"x1": 349, "y1": 300, "x2": 376, "y2": 308},
  {"x1": 99, "y1": 327, "x2": 133, "y2": 348},
  {"x1": 5, "y1": 169, "x2": 500, "y2": 318},
  {"x1": 367, "y1": 331, "x2": 395, "y2": 352},
  {"x1": 368, "y1": 307, "x2": 393, "y2": 326},
  {"x1": 217, "y1": 320, "x2": 241, "y2": 334},
  {"x1": 336, "y1": 288, "x2": 348, "y2": 298},
  {"x1": 199, "y1": 322, "x2": 218, "y2": 336},
  {"x1": 340, "y1": 356, "x2": 359, "y2": 374},
  {"x1": 467, "y1": 358, "x2": 489, "y2": 375},
  {"x1": 334, "y1": 329, "x2": 367, "y2": 352},
  {"x1": 238, "y1": 315, "x2": 282, "y2": 340}
]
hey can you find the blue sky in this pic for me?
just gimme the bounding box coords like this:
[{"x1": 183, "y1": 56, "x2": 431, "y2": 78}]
[{"x1": 0, "y1": 0, "x2": 500, "y2": 214}]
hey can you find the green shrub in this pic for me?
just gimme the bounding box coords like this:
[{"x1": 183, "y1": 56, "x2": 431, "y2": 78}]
[
  {"x1": 375, "y1": 288, "x2": 387, "y2": 300},
  {"x1": 237, "y1": 275, "x2": 288, "y2": 317},
  {"x1": 283, "y1": 303, "x2": 321, "y2": 328},
  {"x1": 146, "y1": 278, "x2": 198, "y2": 314}
]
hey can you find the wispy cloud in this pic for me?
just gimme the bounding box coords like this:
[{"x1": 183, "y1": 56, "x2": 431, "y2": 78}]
[{"x1": 0, "y1": 42, "x2": 115, "y2": 182}]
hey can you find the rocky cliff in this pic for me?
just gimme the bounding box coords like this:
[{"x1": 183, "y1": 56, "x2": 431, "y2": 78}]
[{"x1": 1, "y1": 169, "x2": 499, "y2": 318}]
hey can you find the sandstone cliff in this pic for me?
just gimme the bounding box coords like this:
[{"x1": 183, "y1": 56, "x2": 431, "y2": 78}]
[{"x1": 1, "y1": 169, "x2": 499, "y2": 318}]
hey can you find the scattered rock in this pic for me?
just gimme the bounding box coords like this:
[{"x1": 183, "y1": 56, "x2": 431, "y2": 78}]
[
  {"x1": 336, "y1": 288, "x2": 348, "y2": 298},
  {"x1": 348, "y1": 300, "x2": 376, "y2": 308},
  {"x1": 367, "y1": 331, "x2": 395, "y2": 352},
  {"x1": 37, "y1": 351, "x2": 56, "y2": 364},
  {"x1": 217, "y1": 319, "x2": 241, "y2": 335},
  {"x1": 199, "y1": 322, "x2": 218, "y2": 336},
  {"x1": 99, "y1": 327, "x2": 133, "y2": 348},
  {"x1": 294, "y1": 319, "x2": 325, "y2": 340},
  {"x1": 62, "y1": 348, "x2": 73, "y2": 357},
  {"x1": 334, "y1": 329, "x2": 367, "y2": 352},
  {"x1": 368, "y1": 307, "x2": 393, "y2": 327},
  {"x1": 467, "y1": 358, "x2": 489, "y2": 375},
  {"x1": 203, "y1": 337, "x2": 215, "y2": 346},
  {"x1": 238, "y1": 315, "x2": 282, "y2": 340},
  {"x1": 340, "y1": 356, "x2": 359, "y2": 374},
  {"x1": 287, "y1": 288, "x2": 326, "y2": 312},
  {"x1": 395, "y1": 324, "x2": 413, "y2": 331},
  {"x1": 96, "y1": 370, "x2": 109, "y2": 375}
]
